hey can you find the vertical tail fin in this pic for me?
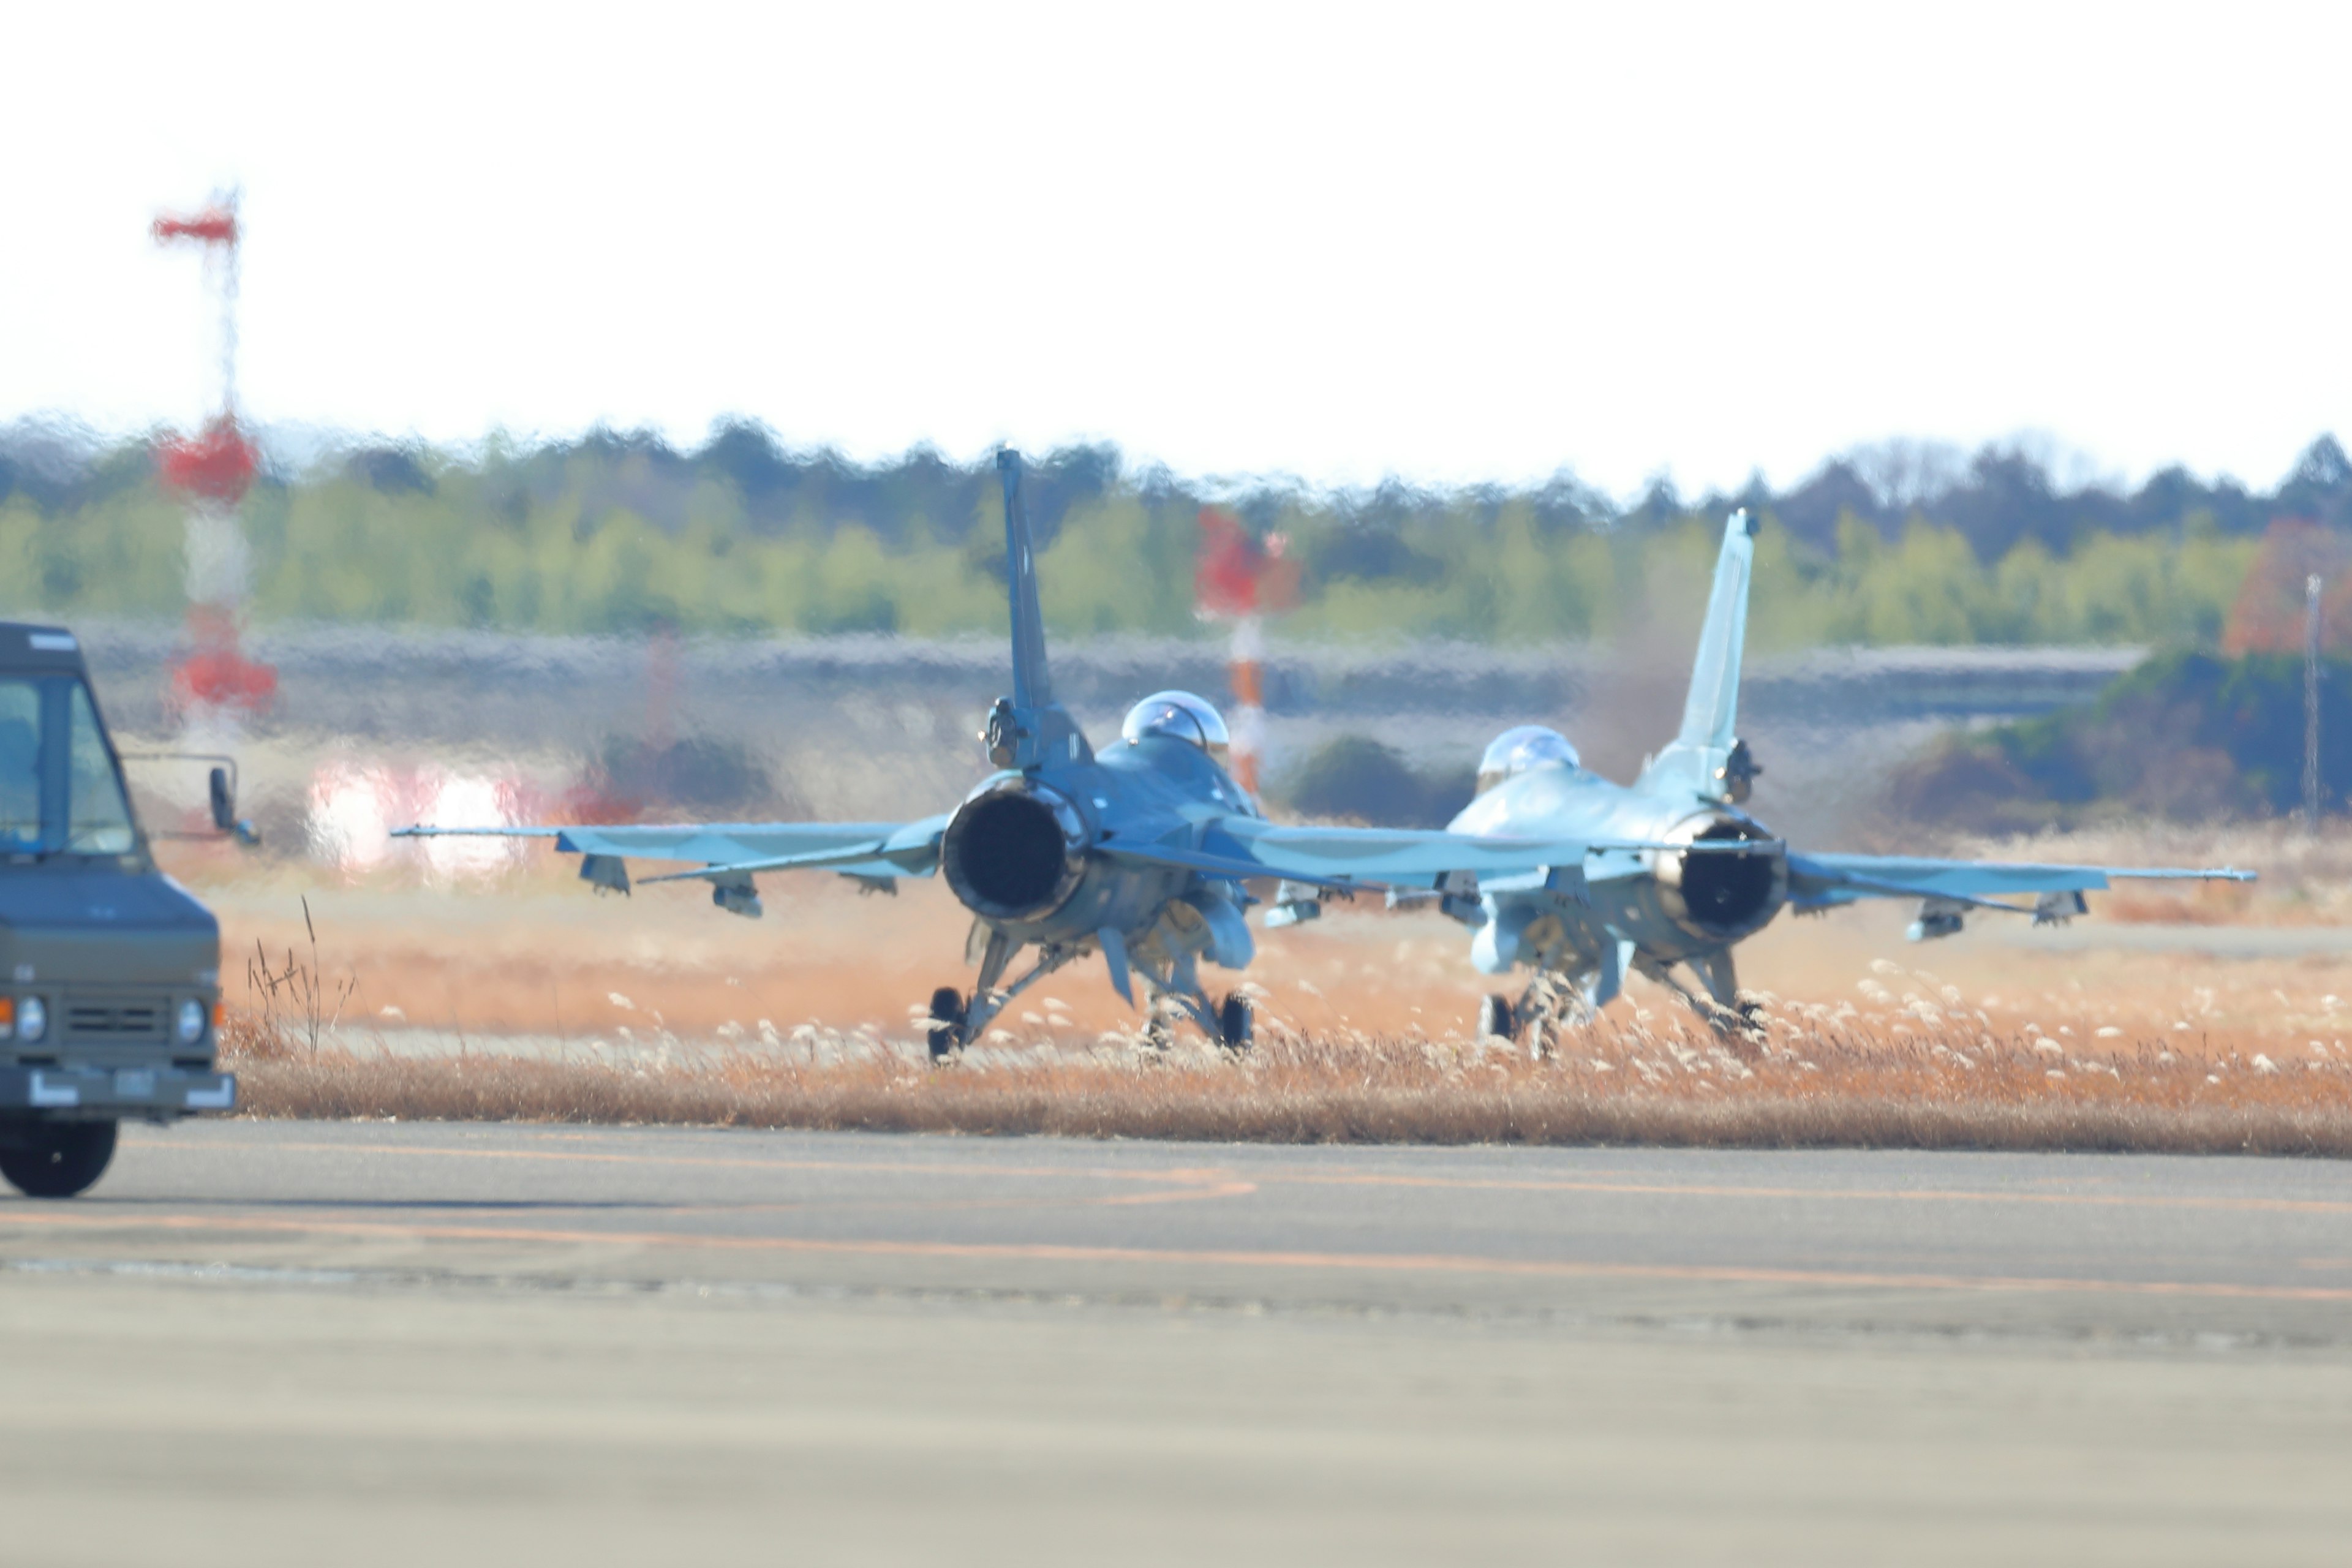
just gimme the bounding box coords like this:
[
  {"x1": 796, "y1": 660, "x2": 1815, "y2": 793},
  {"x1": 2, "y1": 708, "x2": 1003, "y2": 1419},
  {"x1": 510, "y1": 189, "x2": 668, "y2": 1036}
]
[
  {"x1": 982, "y1": 450, "x2": 1088, "y2": 770},
  {"x1": 998, "y1": 450, "x2": 1052, "y2": 710},
  {"x1": 1638, "y1": 509, "x2": 1760, "y2": 804},
  {"x1": 1676, "y1": 508, "x2": 1755, "y2": 752}
]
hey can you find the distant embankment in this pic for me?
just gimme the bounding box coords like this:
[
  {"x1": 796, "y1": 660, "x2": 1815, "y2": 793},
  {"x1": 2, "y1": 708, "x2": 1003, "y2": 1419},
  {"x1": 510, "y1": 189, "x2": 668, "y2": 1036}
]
[{"x1": 72, "y1": 620, "x2": 2141, "y2": 749}]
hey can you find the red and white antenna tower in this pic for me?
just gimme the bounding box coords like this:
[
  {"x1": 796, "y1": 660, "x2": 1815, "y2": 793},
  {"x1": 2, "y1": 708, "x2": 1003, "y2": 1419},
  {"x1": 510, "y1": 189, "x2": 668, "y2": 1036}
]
[
  {"x1": 1194, "y1": 507, "x2": 1298, "y2": 796},
  {"x1": 153, "y1": 189, "x2": 276, "y2": 716}
]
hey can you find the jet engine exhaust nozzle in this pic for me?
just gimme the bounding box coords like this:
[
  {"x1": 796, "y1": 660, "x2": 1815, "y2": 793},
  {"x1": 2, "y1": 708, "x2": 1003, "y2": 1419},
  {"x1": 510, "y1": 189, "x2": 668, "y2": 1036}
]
[
  {"x1": 940, "y1": 778, "x2": 1090, "y2": 922},
  {"x1": 1654, "y1": 814, "x2": 1785, "y2": 941}
]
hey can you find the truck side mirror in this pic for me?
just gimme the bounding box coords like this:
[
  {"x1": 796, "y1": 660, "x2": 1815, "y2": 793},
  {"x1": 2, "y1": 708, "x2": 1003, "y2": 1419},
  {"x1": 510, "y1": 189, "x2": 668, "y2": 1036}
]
[{"x1": 123, "y1": 752, "x2": 261, "y2": 849}]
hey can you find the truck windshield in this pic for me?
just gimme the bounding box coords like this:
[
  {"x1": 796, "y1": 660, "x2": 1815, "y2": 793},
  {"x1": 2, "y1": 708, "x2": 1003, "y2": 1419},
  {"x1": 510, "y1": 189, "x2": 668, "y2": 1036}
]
[{"x1": 0, "y1": 677, "x2": 137, "y2": 856}]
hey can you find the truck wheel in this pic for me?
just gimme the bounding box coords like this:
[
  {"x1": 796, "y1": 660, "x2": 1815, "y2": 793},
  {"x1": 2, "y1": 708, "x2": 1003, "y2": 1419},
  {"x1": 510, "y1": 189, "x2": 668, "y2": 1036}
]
[{"x1": 0, "y1": 1121, "x2": 118, "y2": 1199}]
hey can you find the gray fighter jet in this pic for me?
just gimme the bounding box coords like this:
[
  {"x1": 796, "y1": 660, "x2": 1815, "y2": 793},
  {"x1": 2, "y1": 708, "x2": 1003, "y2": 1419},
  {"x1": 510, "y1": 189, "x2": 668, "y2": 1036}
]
[
  {"x1": 1406, "y1": 509, "x2": 2253, "y2": 1049},
  {"x1": 398, "y1": 451, "x2": 1688, "y2": 1055}
]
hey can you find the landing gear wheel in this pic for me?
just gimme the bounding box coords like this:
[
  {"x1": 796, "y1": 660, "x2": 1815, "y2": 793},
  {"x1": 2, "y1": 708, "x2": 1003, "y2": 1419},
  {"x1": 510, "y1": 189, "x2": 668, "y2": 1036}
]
[
  {"x1": 1724, "y1": 994, "x2": 1768, "y2": 1058},
  {"x1": 1217, "y1": 992, "x2": 1254, "y2": 1052},
  {"x1": 925, "y1": 987, "x2": 966, "y2": 1061},
  {"x1": 1477, "y1": 993, "x2": 1516, "y2": 1044},
  {"x1": 1517, "y1": 973, "x2": 1589, "y2": 1063},
  {"x1": 0, "y1": 1120, "x2": 117, "y2": 1198}
]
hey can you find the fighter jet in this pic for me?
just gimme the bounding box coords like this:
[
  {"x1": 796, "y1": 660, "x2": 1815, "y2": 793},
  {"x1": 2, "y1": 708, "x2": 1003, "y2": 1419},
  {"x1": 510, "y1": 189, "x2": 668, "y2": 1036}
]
[
  {"x1": 397, "y1": 451, "x2": 1687, "y2": 1056},
  {"x1": 1417, "y1": 508, "x2": 2254, "y2": 1049}
]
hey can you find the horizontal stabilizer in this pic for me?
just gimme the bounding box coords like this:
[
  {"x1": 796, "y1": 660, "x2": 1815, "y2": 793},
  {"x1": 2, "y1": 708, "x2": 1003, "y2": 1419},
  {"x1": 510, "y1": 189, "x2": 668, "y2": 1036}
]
[
  {"x1": 1789, "y1": 851, "x2": 2253, "y2": 913},
  {"x1": 1102, "y1": 840, "x2": 1370, "y2": 892},
  {"x1": 1809, "y1": 869, "x2": 2043, "y2": 914},
  {"x1": 1107, "y1": 820, "x2": 1744, "y2": 895},
  {"x1": 393, "y1": 826, "x2": 562, "y2": 839},
  {"x1": 392, "y1": 816, "x2": 948, "y2": 880},
  {"x1": 1210, "y1": 820, "x2": 1605, "y2": 889},
  {"x1": 637, "y1": 843, "x2": 923, "y2": 886}
]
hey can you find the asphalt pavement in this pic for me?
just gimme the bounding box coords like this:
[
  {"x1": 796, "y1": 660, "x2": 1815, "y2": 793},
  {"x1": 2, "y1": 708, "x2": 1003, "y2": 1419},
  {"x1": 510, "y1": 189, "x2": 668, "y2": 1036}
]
[{"x1": 2, "y1": 1121, "x2": 2348, "y2": 1565}]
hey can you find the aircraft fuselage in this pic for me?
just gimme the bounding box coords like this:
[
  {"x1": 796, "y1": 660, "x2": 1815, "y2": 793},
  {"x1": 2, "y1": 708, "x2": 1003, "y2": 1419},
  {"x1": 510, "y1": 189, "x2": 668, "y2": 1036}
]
[
  {"x1": 941, "y1": 733, "x2": 1260, "y2": 969},
  {"x1": 1449, "y1": 761, "x2": 1784, "y2": 985}
]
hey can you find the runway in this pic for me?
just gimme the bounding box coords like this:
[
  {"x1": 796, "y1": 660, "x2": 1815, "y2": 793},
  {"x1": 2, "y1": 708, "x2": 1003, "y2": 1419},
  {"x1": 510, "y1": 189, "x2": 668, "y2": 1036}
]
[{"x1": 4, "y1": 1122, "x2": 2350, "y2": 1564}]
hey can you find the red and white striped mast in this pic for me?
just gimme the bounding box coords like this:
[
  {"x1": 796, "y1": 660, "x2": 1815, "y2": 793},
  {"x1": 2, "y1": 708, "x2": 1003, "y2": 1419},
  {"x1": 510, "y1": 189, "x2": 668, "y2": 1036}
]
[
  {"x1": 153, "y1": 189, "x2": 276, "y2": 718},
  {"x1": 1194, "y1": 507, "x2": 1296, "y2": 797}
]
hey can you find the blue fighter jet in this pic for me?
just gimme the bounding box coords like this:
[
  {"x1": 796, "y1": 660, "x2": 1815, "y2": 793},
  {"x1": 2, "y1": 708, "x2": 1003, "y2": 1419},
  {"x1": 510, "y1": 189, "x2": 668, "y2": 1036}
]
[
  {"x1": 1392, "y1": 509, "x2": 2255, "y2": 1049},
  {"x1": 398, "y1": 451, "x2": 1694, "y2": 1055}
]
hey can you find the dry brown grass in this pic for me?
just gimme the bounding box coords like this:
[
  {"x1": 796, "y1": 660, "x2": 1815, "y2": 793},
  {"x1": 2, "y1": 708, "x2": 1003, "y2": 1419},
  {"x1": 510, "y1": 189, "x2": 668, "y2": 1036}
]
[
  {"x1": 183, "y1": 824, "x2": 2352, "y2": 1158},
  {"x1": 183, "y1": 851, "x2": 2352, "y2": 1055},
  {"x1": 220, "y1": 995, "x2": 2352, "y2": 1158}
]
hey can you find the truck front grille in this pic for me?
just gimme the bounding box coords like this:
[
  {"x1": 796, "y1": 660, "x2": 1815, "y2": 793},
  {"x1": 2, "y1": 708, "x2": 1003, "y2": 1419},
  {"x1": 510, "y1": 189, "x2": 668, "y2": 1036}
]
[{"x1": 64, "y1": 992, "x2": 169, "y2": 1045}]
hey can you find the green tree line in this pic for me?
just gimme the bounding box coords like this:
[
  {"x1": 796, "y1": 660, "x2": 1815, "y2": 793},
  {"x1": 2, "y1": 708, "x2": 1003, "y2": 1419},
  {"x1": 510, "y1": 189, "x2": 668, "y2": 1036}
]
[{"x1": 0, "y1": 422, "x2": 2308, "y2": 647}]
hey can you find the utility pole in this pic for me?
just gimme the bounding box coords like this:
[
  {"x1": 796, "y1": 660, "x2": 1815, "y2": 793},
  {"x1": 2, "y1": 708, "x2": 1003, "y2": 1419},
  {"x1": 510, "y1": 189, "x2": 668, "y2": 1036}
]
[{"x1": 2305, "y1": 573, "x2": 2323, "y2": 834}]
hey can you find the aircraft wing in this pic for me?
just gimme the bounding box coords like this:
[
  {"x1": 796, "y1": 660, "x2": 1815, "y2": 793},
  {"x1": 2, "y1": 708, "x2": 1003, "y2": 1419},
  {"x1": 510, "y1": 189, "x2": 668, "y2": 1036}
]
[
  {"x1": 1102, "y1": 818, "x2": 1673, "y2": 894},
  {"x1": 1787, "y1": 851, "x2": 2253, "y2": 911},
  {"x1": 393, "y1": 816, "x2": 950, "y2": 882}
]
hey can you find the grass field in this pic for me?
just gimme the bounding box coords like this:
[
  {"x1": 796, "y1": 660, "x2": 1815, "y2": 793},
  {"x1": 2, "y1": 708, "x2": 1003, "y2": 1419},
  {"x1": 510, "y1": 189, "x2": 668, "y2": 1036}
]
[
  {"x1": 187, "y1": 823, "x2": 2352, "y2": 1156},
  {"x1": 224, "y1": 1013, "x2": 2352, "y2": 1157}
]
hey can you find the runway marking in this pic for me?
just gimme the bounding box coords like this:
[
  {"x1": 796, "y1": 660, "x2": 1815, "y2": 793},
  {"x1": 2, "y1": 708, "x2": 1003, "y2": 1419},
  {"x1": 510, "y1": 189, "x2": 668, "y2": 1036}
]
[
  {"x1": 726, "y1": 1175, "x2": 1264, "y2": 1212},
  {"x1": 135, "y1": 1138, "x2": 1259, "y2": 1205},
  {"x1": 1261, "y1": 1169, "x2": 2352, "y2": 1218},
  {"x1": 150, "y1": 1133, "x2": 2352, "y2": 1218},
  {"x1": 0, "y1": 1206, "x2": 2348, "y2": 1304},
  {"x1": 1096, "y1": 1181, "x2": 1260, "y2": 1207}
]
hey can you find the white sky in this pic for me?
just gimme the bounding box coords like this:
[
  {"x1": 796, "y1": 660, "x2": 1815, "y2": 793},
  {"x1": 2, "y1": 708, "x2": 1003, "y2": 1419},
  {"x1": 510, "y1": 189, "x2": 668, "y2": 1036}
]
[{"x1": 6, "y1": 1, "x2": 2348, "y2": 499}]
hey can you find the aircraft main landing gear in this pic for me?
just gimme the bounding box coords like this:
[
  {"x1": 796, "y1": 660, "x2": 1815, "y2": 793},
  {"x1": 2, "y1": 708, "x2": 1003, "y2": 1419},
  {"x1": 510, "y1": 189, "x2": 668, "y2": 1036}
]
[
  {"x1": 925, "y1": 935, "x2": 1089, "y2": 1061},
  {"x1": 925, "y1": 987, "x2": 966, "y2": 1060},
  {"x1": 1217, "y1": 991, "x2": 1253, "y2": 1051},
  {"x1": 1476, "y1": 973, "x2": 1589, "y2": 1061}
]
